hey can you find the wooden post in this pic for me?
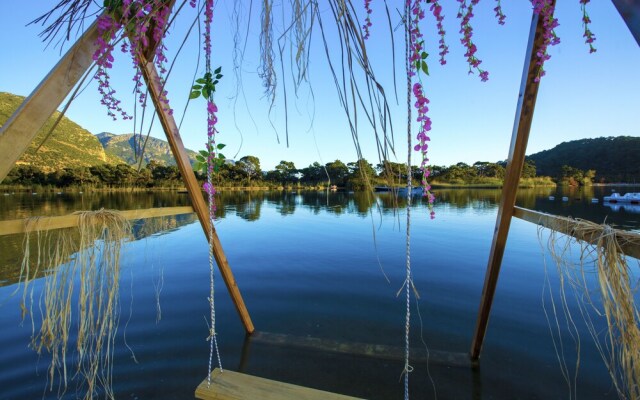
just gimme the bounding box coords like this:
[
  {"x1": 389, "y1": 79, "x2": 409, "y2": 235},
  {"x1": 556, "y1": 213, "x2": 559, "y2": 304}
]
[
  {"x1": 612, "y1": 0, "x2": 640, "y2": 46},
  {"x1": 138, "y1": 60, "x2": 255, "y2": 334},
  {"x1": 470, "y1": 6, "x2": 552, "y2": 361},
  {"x1": 0, "y1": 18, "x2": 101, "y2": 182}
]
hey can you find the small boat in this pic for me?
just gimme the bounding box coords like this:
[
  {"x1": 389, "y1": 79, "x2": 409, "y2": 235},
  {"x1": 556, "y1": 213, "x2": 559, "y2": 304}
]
[
  {"x1": 603, "y1": 192, "x2": 640, "y2": 204},
  {"x1": 562, "y1": 196, "x2": 569, "y2": 202},
  {"x1": 548, "y1": 196, "x2": 555, "y2": 201},
  {"x1": 393, "y1": 187, "x2": 424, "y2": 196},
  {"x1": 591, "y1": 198, "x2": 599, "y2": 203}
]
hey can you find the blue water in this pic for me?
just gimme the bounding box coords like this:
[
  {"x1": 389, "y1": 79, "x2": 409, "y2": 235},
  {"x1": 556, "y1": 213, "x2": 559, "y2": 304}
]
[{"x1": 0, "y1": 188, "x2": 638, "y2": 399}]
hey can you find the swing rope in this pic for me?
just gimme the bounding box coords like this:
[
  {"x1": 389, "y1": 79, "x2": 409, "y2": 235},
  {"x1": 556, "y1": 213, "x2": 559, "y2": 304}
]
[
  {"x1": 206, "y1": 168, "x2": 223, "y2": 386},
  {"x1": 205, "y1": 0, "x2": 222, "y2": 387},
  {"x1": 403, "y1": 2, "x2": 413, "y2": 398}
]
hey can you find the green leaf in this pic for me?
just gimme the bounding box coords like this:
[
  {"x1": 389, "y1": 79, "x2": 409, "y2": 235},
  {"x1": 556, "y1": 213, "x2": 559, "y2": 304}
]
[
  {"x1": 216, "y1": 143, "x2": 226, "y2": 150},
  {"x1": 202, "y1": 87, "x2": 210, "y2": 99},
  {"x1": 421, "y1": 51, "x2": 428, "y2": 60},
  {"x1": 216, "y1": 74, "x2": 223, "y2": 79},
  {"x1": 195, "y1": 78, "x2": 207, "y2": 84},
  {"x1": 189, "y1": 91, "x2": 201, "y2": 99},
  {"x1": 421, "y1": 61, "x2": 429, "y2": 75},
  {"x1": 199, "y1": 150, "x2": 209, "y2": 157},
  {"x1": 214, "y1": 66, "x2": 222, "y2": 74},
  {"x1": 195, "y1": 155, "x2": 205, "y2": 163},
  {"x1": 191, "y1": 84, "x2": 203, "y2": 90},
  {"x1": 218, "y1": 153, "x2": 225, "y2": 159}
]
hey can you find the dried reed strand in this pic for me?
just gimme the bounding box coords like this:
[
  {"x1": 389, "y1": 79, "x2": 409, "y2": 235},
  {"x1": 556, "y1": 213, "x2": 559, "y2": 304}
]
[
  {"x1": 20, "y1": 209, "x2": 131, "y2": 400},
  {"x1": 540, "y1": 217, "x2": 640, "y2": 400}
]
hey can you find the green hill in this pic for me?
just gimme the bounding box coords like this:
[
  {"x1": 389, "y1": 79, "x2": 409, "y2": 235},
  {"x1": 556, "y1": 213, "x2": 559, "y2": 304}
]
[
  {"x1": 527, "y1": 136, "x2": 640, "y2": 183},
  {"x1": 0, "y1": 92, "x2": 123, "y2": 172},
  {"x1": 97, "y1": 132, "x2": 198, "y2": 167}
]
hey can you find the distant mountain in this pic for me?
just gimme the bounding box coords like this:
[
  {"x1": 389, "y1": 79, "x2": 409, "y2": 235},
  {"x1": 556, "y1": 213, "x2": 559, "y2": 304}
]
[
  {"x1": 97, "y1": 132, "x2": 198, "y2": 167},
  {"x1": 0, "y1": 92, "x2": 123, "y2": 172},
  {"x1": 527, "y1": 136, "x2": 640, "y2": 182}
]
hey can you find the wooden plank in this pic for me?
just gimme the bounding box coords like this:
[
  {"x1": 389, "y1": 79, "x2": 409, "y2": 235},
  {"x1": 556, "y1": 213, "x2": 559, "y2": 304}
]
[
  {"x1": 138, "y1": 61, "x2": 254, "y2": 334},
  {"x1": 251, "y1": 331, "x2": 474, "y2": 368},
  {"x1": 513, "y1": 206, "x2": 640, "y2": 260},
  {"x1": 0, "y1": 17, "x2": 101, "y2": 182},
  {"x1": 0, "y1": 206, "x2": 195, "y2": 236},
  {"x1": 470, "y1": 5, "x2": 552, "y2": 361},
  {"x1": 612, "y1": 0, "x2": 640, "y2": 46},
  {"x1": 195, "y1": 368, "x2": 363, "y2": 400}
]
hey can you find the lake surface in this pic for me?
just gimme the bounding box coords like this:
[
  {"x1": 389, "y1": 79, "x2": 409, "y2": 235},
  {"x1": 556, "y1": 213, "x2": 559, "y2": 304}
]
[{"x1": 0, "y1": 187, "x2": 638, "y2": 399}]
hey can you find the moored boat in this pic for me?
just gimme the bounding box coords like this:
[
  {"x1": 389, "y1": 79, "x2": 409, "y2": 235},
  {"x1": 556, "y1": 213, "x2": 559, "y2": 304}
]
[{"x1": 603, "y1": 192, "x2": 640, "y2": 204}]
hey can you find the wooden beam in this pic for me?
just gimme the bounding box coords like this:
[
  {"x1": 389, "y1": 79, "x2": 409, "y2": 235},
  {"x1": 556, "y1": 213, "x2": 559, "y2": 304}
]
[
  {"x1": 612, "y1": 0, "x2": 640, "y2": 46},
  {"x1": 0, "y1": 206, "x2": 195, "y2": 236},
  {"x1": 138, "y1": 61, "x2": 254, "y2": 334},
  {"x1": 470, "y1": 6, "x2": 552, "y2": 361},
  {"x1": 141, "y1": 0, "x2": 177, "y2": 62},
  {"x1": 195, "y1": 368, "x2": 363, "y2": 400},
  {"x1": 0, "y1": 17, "x2": 101, "y2": 182},
  {"x1": 513, "y1": 206, "x2": 640, "y2": 260}
]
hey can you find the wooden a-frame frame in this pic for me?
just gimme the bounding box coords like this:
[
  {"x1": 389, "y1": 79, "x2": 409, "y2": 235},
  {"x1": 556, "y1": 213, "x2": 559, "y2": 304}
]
[
  {"x1": 0, "y1": 10, "x2": 254, "y2": 334},
  {"x1": 0, "y1": 0, "x2": 639, "y2": 362}
]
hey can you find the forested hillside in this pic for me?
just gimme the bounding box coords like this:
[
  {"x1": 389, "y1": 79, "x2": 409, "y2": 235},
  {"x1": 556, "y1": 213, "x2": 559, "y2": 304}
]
[{"x1": 527, "y1": 136, "x2": 639, "y2": 183}]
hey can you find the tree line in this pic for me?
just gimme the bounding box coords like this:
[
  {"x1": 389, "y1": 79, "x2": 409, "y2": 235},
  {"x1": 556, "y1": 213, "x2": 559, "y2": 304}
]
[{"x1": 3, "y1": 156, "x2": 576, "y2": 189}]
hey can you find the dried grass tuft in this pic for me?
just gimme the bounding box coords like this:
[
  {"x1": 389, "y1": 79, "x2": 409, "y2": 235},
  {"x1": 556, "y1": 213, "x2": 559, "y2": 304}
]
[
  {"x1": 540, "y1": 217, "x2": 640, "y2": 400},
  {"x1": 19, "y1": 209, "x2": 131, "y2": 400}
]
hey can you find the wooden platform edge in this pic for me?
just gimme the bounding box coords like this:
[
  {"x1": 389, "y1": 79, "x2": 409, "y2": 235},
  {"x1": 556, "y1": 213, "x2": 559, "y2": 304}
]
[
  {"x1": 0, "y1": 206, "x2": 195, "y2": 236},
  {"x1": 251, "y1": 331, "x2": 474, "y2": 368},
  {"x1": 195, "y1": 368, "x2": 364, "y2": 400}
]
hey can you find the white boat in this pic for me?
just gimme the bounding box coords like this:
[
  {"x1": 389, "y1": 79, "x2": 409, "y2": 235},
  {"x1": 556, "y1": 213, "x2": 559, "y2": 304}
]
[
  {"x1": 603, "y1": 192, "x2": 640, "y2": 204},
  {"x1": 548, "y1": 196, "x2": 555, "y2": 201},
  {"x1": 591, "y1": 198, "x2": 598, "y2": 203},
  {"x1": 374, "y1": 186, "x2": 423, "y2": 196},
  {"x1": 396, "y1": 187, "x2": 424, "y2": 196}
]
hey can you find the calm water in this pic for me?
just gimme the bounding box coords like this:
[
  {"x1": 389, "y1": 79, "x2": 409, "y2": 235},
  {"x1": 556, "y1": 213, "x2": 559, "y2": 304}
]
[{"x1": 0, "y1": 187, "x2": 638, "y2": 399}]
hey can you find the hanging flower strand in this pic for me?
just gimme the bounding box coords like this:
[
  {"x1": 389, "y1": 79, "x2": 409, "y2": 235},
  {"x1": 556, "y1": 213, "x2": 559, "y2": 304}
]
[
  {"x1": 407, "y1": 0, "x2": 435, "y2": 219},
  {"x1": 363, "y1": 0, "x2": 373, "y2": 40},
  {"x1": 93, "y1": 0, "x2": 175, "y2": 120},
  {"x1": 429, "y1": 1, "x2": 449, "y2": 65},
  {"x1": 494, "y1": 0, "x2": 506, "y2": 26},
  {"x1": 457, "y1": 0, "x2": 489, "y2": 82},
  {"x1": 531, "y1": 0, "x2": 560, "y2": 82},
  {"x1": 579, "y1": 0, "x2": 597, "y2": 53}
]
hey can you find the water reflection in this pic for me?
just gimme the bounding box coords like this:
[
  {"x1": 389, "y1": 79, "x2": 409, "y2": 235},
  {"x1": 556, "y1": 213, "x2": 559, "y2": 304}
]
[
  {"x1": 2, "y1": 186, "x2": 638, "y2": 286},
  {"x1": 1, "y1": 187, "x2": 639, "y2": 399},
  {"x1": 2, "y1": 186, "x2": 639, "y2": 228},
  {"x1": 604, "y1": 203, "x2": 640, "y2": 214}
]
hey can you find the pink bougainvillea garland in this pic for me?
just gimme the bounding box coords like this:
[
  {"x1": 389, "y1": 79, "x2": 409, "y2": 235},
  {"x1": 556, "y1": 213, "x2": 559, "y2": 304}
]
[
  {"x1": 93, "y1": 0, "x2": 174, "y2": 120},
  {"x1": 579, "y1": 0, "x2": 597, "y2": 53}
]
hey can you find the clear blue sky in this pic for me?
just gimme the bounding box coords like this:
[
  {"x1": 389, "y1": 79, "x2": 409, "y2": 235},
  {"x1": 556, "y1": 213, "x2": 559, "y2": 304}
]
[{"x1": 1, "y1": 1, "x2": 638, "y2": 171}]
